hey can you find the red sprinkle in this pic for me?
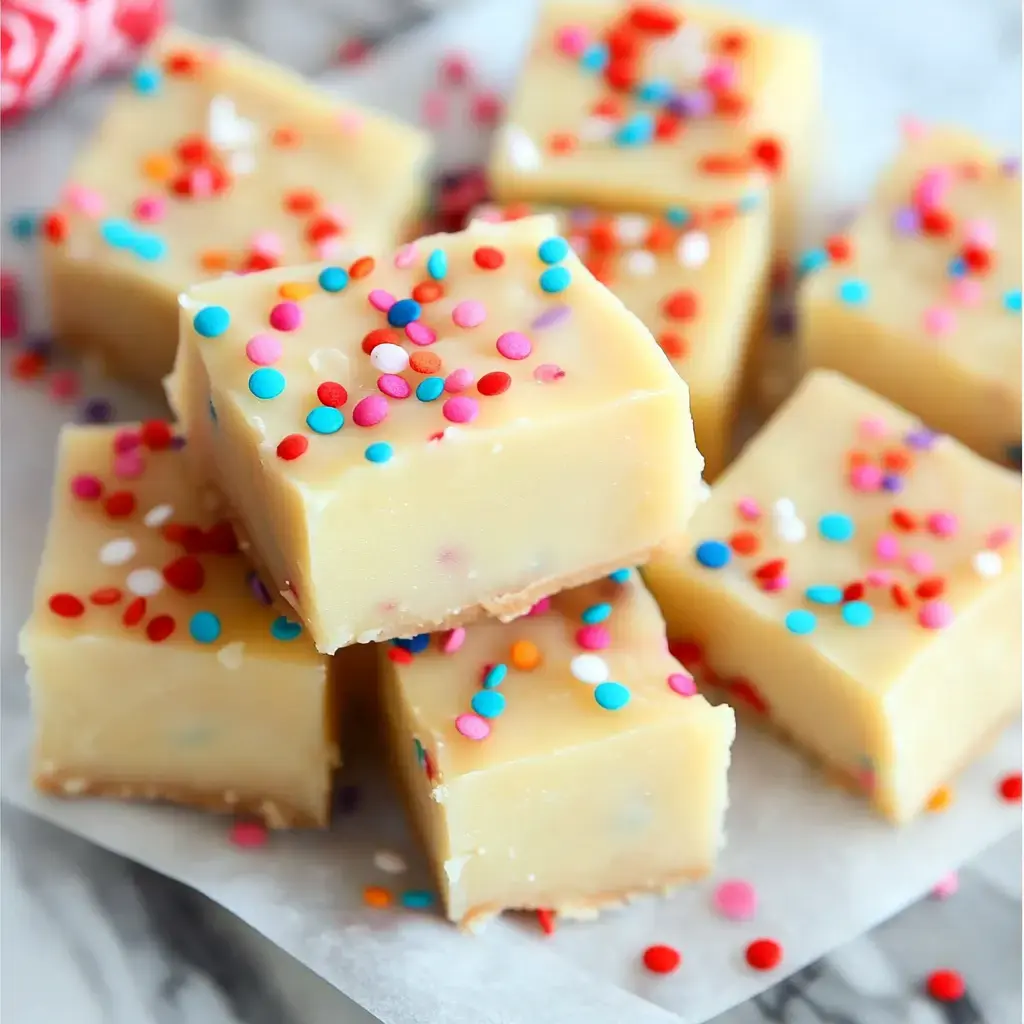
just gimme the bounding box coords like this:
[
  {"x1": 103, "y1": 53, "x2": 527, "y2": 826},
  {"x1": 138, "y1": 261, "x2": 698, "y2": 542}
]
[
  {"x1": 842, "y1": 581, "x2": 865, "y2": 602},
  {"x1": 668, "y1": 638, "x2": 703, "y2": 667},
  {"x1": 362, "y1": 328, "x2": 399, "y2": 355},
  {"x1": 473, "y1": 246, "x2": 505, "y2": 270},
  {"x1": 891, "y1": 583, "x2": 912, "y2": 609},
  {"x1": 536, "y1": 908, "x2": 556, "y2": 936},
  {"x1": 751, "y1": 137, "x2": 784, "y2": 174},
  {"x1": 163, "y1": 555, "x2": 205, "y2": 594},
  {"x1": 891, "y1": 508, "x2": 918, "y2": 531},
  {"x1": 745, "y1": 938, "x2": 783, "y2": 971},
  {"x1": 387, "y1": 647, "x2": 414, "y2": 665},
  {"x1": 754, "y1": 558, "x2": 786, "y2": 580},
  {"x1": 123, "y1": 597, "x2": 147, "y2": 627},
  {"x1": 662, "y1": 290, "x2": 699, "y2": 320},
  {"x1": 104, "y1": 491, "x2": 136, "y2": 518},
  {"x1": 825, "y1": 236, "x2": 852, "y2": 262},
  {"x1": 140, "y1": 419, "x2": 173, "y2": 450},
  {"x1": 915, "y1": 577, "x2": 945, "y2": 600},
  {"x1": 49, "y1": 593, "x2": 84, "y2": 618},
  {"x1": 89, "y1": 587, "x2": 122, "y2": 606},
  {"x1": 642, "y1": 944, "x2": 682, "y2": 974},
  {"x1": 925, "y1": 969, "x2": 965, "y2": 1002},
  {"x1": 477, "y1": 371, "x2": 511, "y2": 396},
  {"x1": 998, "y1": 772, "x2": 1022, "y2": 802},
  {"x1": 277, "y1": 434, "x2": 308, "y2": 461},
  {"x1": 730, "y1": 531, "x2": 760, "y2": 556},
  {"x1": 42, "y1": 212, "x2": 68, "y2": 243},
  {"x1": 230, "y1": 819, "x2": 269, "y2": 848},
  {"x1": 146, "y1": 614, "x2": 176, "y2": 642}
]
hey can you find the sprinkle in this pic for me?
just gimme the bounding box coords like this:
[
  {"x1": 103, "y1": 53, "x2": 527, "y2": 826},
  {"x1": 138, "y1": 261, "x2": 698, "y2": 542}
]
[
  {"x1": 581, "y1": 603, "x2": 612, "y2": 625},
  {"x1": 918, "y1": 601, "x2": 954, "y2": 630},
  {"x1": 842, "y1": 601, "x2": 874, "y2": 627},
  {"x1": 452, "y1": 300, "x2": 486, "y2": 328},
  {"x1": 353, "y1": 395, "x2": 389, "y2": 427},
  {"x1": 409, "y1": 351, "x2": 441, "y2": 375},
  {"x1": 193, "y1": 306, "x2": 230, "y2": 337},
  {"x1": 805, "y1": 585, "x2": 842, "y2": 605},
  {"x1": 268, "y1": 301, "x2": 302, "y2": 332},
  {"x1": 837, "y1": 279, "x2": 869, "y2": 305},
  {"x1": 571, "y1": 654, "x2": 608, "y2": 684},
  {"x1": 49, "y1": 593, "x2": 85, "y2": 618},
  {"x1": 71, "y1": 474, "x2": 103, "y2": 500},
  {"x1": 373, "y1": 851, "x2": 407, "y2": 875},
  {"x1": 925, "y1": 970, "x2": 965, "y2": 1003},
  {"x1": 349, "y1": 256, "x2": 375, "y2": 279},
  {"x1": 483, "y1": 663, "x2": 507, "y2": 688},
  {"x1": 745, "y1": 938, "x2": 783, "y2": 971},
  {"x1": 927, "y1": 786, "x2": 954, "y2": 812},
  {"x1": 496, "y1": 331, "x2": 532, "y2": 360},
  {"x1": 642, "y1": 945, "x2": 681, "y2": 974},
  {"x1": 537, "y1": 237, "x2": 570, "y2": 264},
  {"x1": 365, "y1": 442, "x2": 393, "y2": 463},
  {"x1": 415, "y1": 377, "x2": 444, "y2": 402},
  {"x1": 930, "y1": 872, "x2": 960, "y2": 899},
  {"x1": 271, "y1": 616, "x2": 303, "y2": 641},
  {"x1": 736, "y1": 498, "x2": 761, "y2": 521},
  {"x1": 248, "y1": 367, "x2": 285, "y2": 399},
  {"x1": 363, "y1": 886, "x2": 391, "y2": 908},
  {"x1": 99, "y1": 538, "x2": 136, "y2": 565},
  {"x1": 539, "y1": 266, "x2": 571, "y2": 293},
  {"x1": 477, "y1": 371, "x2": 511, "y2": 396},
  {"x1": 533, "y1": 363, "x2": 565, "y2": 382},
  {"x1": 923, "y1": 306, "x2": 956, "y2": 336},
  {"x1": 440, "y1": 627, "x2": 466, "y2": 654},
  {"x1": 667, "y1": 671, "x2": 696, "y2": 696},
  {"x1": 189, "y1": 611, "x2": 222, "y2": 644},
  {"x1": 1004, "y1": 289, "x2": 1022, "y2": 312},
  {"x1": 445, "y1": 369, "x2": 474, "y2": 393},
  {"x1": 387, "y1": 298, "x2": 421, "y2": 328},
  {"x1": 245, "y1": 334, "x2": 282, "y2": 366},
  {"x1": 998, "y1": 772, "x2": 1022, "y2": 802},
  {"x1": 972, "y1": 550, "x2": 1002, "y2": 578},
  {"x1": 695, "y1": 539, "x2": 731, "y2": 569},
  {"x1": 318, "y1": 266, "x2": 349, "y2": 292},
  {"x1": 455, "y1": 713, "x2": 490, "y2": 740},
  {"x1": 785, "y1": 609, "x2": 816, "y2": 635},
  {"x1": 146, "y1": 615, "x2": 176, "y2": 642},
  {"x1": 473, "y1": 246, "x2": 505, "y2": 270},
  {"x1": 126, "y1": 569, "x2": 163, "y2": 596},
  {"x1": 531, "y1": 304, "x2": 571, "y2": 330},
  {"x1": 368, "y1": 288, "x2": 396, "y2": 312},
  {"x1": 163, "y1": 555, "x2": 204, "y2": 593},
  {"x1": 594, "y1": 681, "x2": 630, "y2": 710},
  {"x1": 426, "y1": 249, "x2": 448, "y2": 281},
  {"x1": 510, "y1": 640, "x2": 541, "y2": 670},
  {"x1": 317, "y1": 381, "x2": 348, "y2": 407},
  {"x1": 713, "y1": 879, "x2": 758, "y2": 921},
  {"x1": 818, "y1": 513, "x2": 854, "y2": 542},
  {"x1": 471, "y1": 690, "x2": 506, "y2": 718},
  {"x1": 926, "y1": 511, "x2": 958, "y2": 538},
  {"x1": 442, "y1": 396, "x2": 478, "y2": 423},
  {"x1": 306, "y1": 406, "x2": 344, "y2": 434},
  {"x1": 376, "y1": 374, "x2": 411, "y2": 400},
  {"x1": 401, "y1": 890, "x2": 434, "y2": 910},
  {"x1": 229, "y1": 820, "x2": 268, "y2": 848},
  {"x1": 609, "y1": 568, "x2": 631, "y2": 583},
  {"x1": 906, "y1": 551, "x2": 935, "y2": 575}
]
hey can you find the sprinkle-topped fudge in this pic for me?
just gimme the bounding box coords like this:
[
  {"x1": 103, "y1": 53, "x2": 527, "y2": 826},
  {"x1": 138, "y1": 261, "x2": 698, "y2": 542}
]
[
  {"x1": 379, "y1": 571, "x2": 735, "y2": 929},
  {"x1": 19, "y1": 424, "x2": 339, "y2": 827},
  {"x1": 489, "y1": 1, "x2": 820, "y2": 253},
  {"x1": 799, "y1": 127, "x2": 1022, "y2": 468},
  {"x1": 169, "y1": 215, "x2": 705, "y2": 653},
  {"x1": 472, "y1": 197, "x2": 770, "y2": 478},
  {"x1": 644, "y1": 370, "x2": 1021, "y2": 822},
  {"x1": 41, "y1": 27, "x2": 432, "y2": 386}
]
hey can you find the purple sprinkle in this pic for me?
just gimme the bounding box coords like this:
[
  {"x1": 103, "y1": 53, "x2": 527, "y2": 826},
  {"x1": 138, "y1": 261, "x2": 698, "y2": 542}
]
[
  {"x1": 1000, "y1": 156, "x2": 1020, "y2": 177},
  {"x1": 170, "y1": 435, "x2": 187, "y2": 450},
  {"x1": 567, "y1": 206, "x2": 596, "y2": 228},
  {"x1": 892, "y1": 208, "x2": 920, "y2": 235},
  {"x1": 335, "y1": 785, "x2": 361, "y2": 814},
  {"x1": 531, "y1": 304, "x2": 571, "y2": 331},
  {"x1": 81, "y1": 398, "x2": 113, "y2": 423},
  {"x1": 881, "y1": 473, "x2": 904, "y2": 492},
  {"x1": 667, "y1": 90, "x2": 714, "y2": 118},
  {"x1": 247, "y1": 571, "x2": 272, "y2": 606},
  {"x1": 904, "y1": 427, "x2": 940, "y2": 450}
]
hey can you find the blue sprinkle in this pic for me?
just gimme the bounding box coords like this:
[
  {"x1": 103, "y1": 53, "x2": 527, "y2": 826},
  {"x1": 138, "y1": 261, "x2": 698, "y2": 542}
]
[
  {"x1": 818, "y1": 512, "x2": 855, "y2": 542},
  {"x1": 189, "y1": 611, "x2": 222, "y2": 644},
  {"x1": 193, "y1": 305, "x2": 231, "y2": 338},
  {"x1": 636, "y1": 78, "x2": 672, "y2": 103},
  {"x1": 427, "y1": 248, "x2": 448, "y2": 280},
  {"x1": 306, "y1": 406, "x2": 344, "y2": 434},
  {"x1": 318, "y1": 266, "x2": 349, "y2": 292},
  {"x1": 539, "y1": 266, "x2": 571, "y2": 293},
  {"x1": 1004, "y1": 289, "x2": 1022, "y2": 313},
  {"x1": 132, "y1": 234, "x2": 166, "y2": 261},
  {"x1": 387, "y1": 298, "x2": 421, "y2": 327},
  {"x1": 608, "y1": 568, "x2": 632, "y2": 583},
  {"x1": 947, "y1": 256, "x2": 967, "y2": 278},
  {"x1": 738, "y1": 193, "x2": 762, "y2": 213},
  {"x1": 580, "y1": 43, "x2": 609, "y2": 72},
  {"x1": 594, "y1": 681, "x2": 631, "y2": 710},
  {"x1": 785, "y1": 609, "x2": 817, "y2": 635},
  {"x1": 100, "y1": 219, "x2": 135, "y2": 249},
  {"x1": 365, "y1": 442, "x2": 393, "y2": 463},
  {"x1": 248, "y1": 367, "x2": 285, "y2": 399},
  {"x1": 271, "y1": 616, "x2": 303, "y2": 641},
  {"x1": 393, "y1": 633, "x2": 430, "y2": 654},
  {"x1": 805, "y1": 585, "x2": 843, "y2": 605},
  {"x1": 695, "y1": 539, "x2": 731, "y2": 569},
  {"x1": 581, "y1": 603, "x2": 612, "y2": 625},
  {"x1": 665, "y1": 207, "x2": 690, "y2": 226},
  {"x1": 537, "y1": 236, "x2": 570, "y2": 264},
  {"x1": 483, "y1": 663, "x2": 507, "y2": 689},
  {"x1": 415, "y1": 377, "x2": 445, "y2": 402},
  {"x1": 400, "y1": 889, "x2": 434, "y2": 910},
  {"x1": 132, "y1": 66, "x2": 162, "y2": 95},
  {"x1": 471, "y1": 689, "x2": 506, "y2": 718},
  {"x1": 842, "y1": 601, "x2": 874, "y2": 628},
  {"x1": 797, "y1": 248, "x2": 828, "y2": 275},
  {"x1": 8, "y1": 211, "x2": 39, "y2": 240},
  {"x1": 614, "y1": 112, "x2": 655, "y2": 146},
  {"x1": 838, "y1": 278, "x2": 870, "y2": 305}
]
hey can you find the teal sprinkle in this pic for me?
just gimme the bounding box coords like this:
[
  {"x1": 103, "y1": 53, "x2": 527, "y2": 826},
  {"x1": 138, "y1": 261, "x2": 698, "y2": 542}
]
[
  {"x1": 738, "y1": 193, "x2": 762, "y2": 213},
  {"x1": 401, "y1": 889, "x2": 434, "y2": 910},
  {"x1": 193, "y1": 305, "x2": 231, "y2": 338},
  {"x1": 785, "y1": 609, "x2": 817, "y2": 635},
  {"x1": 100, "y1": 219, "x2": 135, "y2": 248},
  {"x1": 271, "y1": 616, "x2": 303, "y2": 641},
  {"x1": 818, "y1": 512, "x2": 855, "y2": 542},
  {"x1": 132, "y1": 234, "x2": 166, "y2": 261},
  {"x1": 414, "y1": 738, "x2": 426, "y2": 768},
  {"x1": 132, "y1": 66, "x2": 162, "y2": 95},
  {"x1": 537, "y1": 236, "x2": 570, "y2": 264},
  {"x1": 842, "y1": 601, "x2": 874, "y2": 628},
  {"x1": 614, "y1": 112, "x2": 655, "y2": 146},
  {"x1": 581, "y1": 603, "x2": 612, "y2": 625},
  {"x1": 539, "y1": 266, "x2": 571, "y2": 293},
  {"x1": 594, "y1": 681, "x2": 630, "y2": 711},
  {"x1": 248, "y1": 367, "x2": 285, "y2": 399},
  {"x1": 838, "y1": 278, "x2": 870, "y2": 305},
  {"x1": 797, "y1": 248, "x2": 828, "y2": 275},
  {"x1": 665, "y1": 207, "x2": 690, "y2": 226},
  {"x1": 580, "y1": 43, "x2": 609, "y2": 73},
  {"x1": 415, "y1": 377, "x2": 444, "y2": 402},
  {"x1": 189, "y1": 611, "x2": 222, "y2": 644},
  {"x1": 636, "y1": 79, "x2": 672, "y2": 103},
  {"x1": 947, "y1": 256, "x2": 967, "y2": 278},
  {"x1": 427, "y1": 248, "x2": 448, "y2": 280},
  {"x1": 306, "y1": 406, "x2": 344, "y2": 434},
  {"x1": 365, "y1": 442, "x2": 393, "y2": 463},
  {"x1": 471, "y1": 689, "x2": 506, "y2": 719},
  {"x1": 8, "y1": 211, "x2": 39, "y2": 240},
  {"x1": 483, "y1": 663, "x2": 507, "y2": 688},
  {"x1": 805, "y1": 585, "x2": 843, "y2": 605},
  {"x1": 318, "y1": 266, "x2": 349, "y2": 292},
  {"x1": 1004, "y1": 288, "x2": 1022, "y2": 313},
  {"x1": 608, "y1": 568, "x2": 631, "y2": 583}
]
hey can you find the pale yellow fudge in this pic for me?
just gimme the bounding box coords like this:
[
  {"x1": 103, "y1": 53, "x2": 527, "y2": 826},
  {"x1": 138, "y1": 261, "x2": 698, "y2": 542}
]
[
  {"x1": 19, "y1": 423, "x2": 340, "y2": 827},
  {"x1": 379, "y1": 571, "x2": 735, "y2": 929},
  {"x1": 169, "y1": 215, "x2": 705, "y2": 653},
  {"x1": 800, "y1": 127, "x2": 1022, "y2": 468},
  {"x1": 489, "y1": 1, "x2": 821, "y2": 254},
  {"x1": 41, "y1": 27, "x2": 431, "y2": 387},
  {"x1": 644, "y1": 370, "x2": 1021, "y2": 823},
  {"x1": 472, "y1": 198, "x2": 770, "y2": 478}
]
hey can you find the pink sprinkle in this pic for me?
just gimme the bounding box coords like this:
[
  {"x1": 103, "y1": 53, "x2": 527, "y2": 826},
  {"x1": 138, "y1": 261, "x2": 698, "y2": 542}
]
[
  {"x1": 528, "y1": 597, "x2": 552, "y2": 616},
  {"x1": 905, "y1": 551, "x2": 935, "y2": 575},
  {"x1": 915, "y1": 167, "x2": 952, "y2": 210},
  {"x1": 455, "y1": 713, "x2": 490, "y2": 741},
  {"x1": 377, "y1": 373, "x2": 411, "y2": 399},
  {"x1": 948, "y1": 277, "x2": 983, "y2": 307},
  {"x1": 368, "y1": 289, "x2": 396, "y2": 312},
  {"x1": 133, "y1": 195, "x2": 166, "y2": 223},
  {"x1": 533, "y1": 363, "x2": 565, "y2": 383},
  {"x1": 48, "y1": 370, "x2": 79, "y2": 400},
  {"x1": 315, "y1": 237, "x2": 344, "y2": 260},
  {"x1": 713, "y1": 879, "x2": 758, "y2": 921},
  {"x1": 857, "y1": 415, "x2": 888, "y2": 439},
  {"x1": 667, "y1": 672, "x2": 696, "y2": 697},
  {"x1": 421, "y1": 89, "x2": 448, "y2": 128},
  {"x1": 393, "y1": 243, "x2": 418, "y2": 269},
  {"x1": 71, "y1": 474, "x2": 103, "y2": 500},
  {"x1": 189, "y1": 166, "x2": 215, "y2": 199},
  {"x1": 930, "y1": 871, "x2": 960, "y2": 900},
  {"x1": 496, "y1": 331, "x2": 532, "y2": 360},
  {"x1": 352, "y1": 395, "x2": 389, "y2": 427},
  {"x1": 114, "y1": 451, "x2": 145, "y2": 479},
  {"x1": 736, "y1": 497, "x2": 762, "y2": 522},
  {"x1": 439, "y1": 52, "x2": 471, "y2": 87},
  {"x1": 440, "y1": 627, "x2": 466, "y2": 654},
  {"x1": 986, "y1": 525, "x2": 1015, "y2": 549},
  {"x1": 918, "y1": 600, "x2": 954, "y2": 630},
  {"x1": 702, "y1": 60, "x2": 737, "y2": 92},
  {"x1": 442, "y1": 396, "x2": 479, "y2": 423},
  {"x1": 250, "y1": 230, "x2": 283, "y2": 257},
  {"x1": 245, "y1": 334, "x2": 281, "y2": 366},
  {"x1": 875, "y1": 533, "x2": 900, "y2": 562},
  {"x1": 269, "y1": 302, "x2": 302, "y2": 332},
  {"x1": 922, "y1": 306, "x2": 956, "y2": 336},
  {"x1": 865, "y1": 569, "x2": 892, "y2": 586},
  {"x1": 761, "y1": 576, "x2": 789, "y2": 593},
  {"x1": 963, "y1": 218, "x2": 996, "y2": 247},
  {"x1": 470, "y1": 91, "x2": 503, "y2": 126},
  {"x1": 554, "y1": 24, "x2": 590, "y2": 57},
  {"x1": 229, "y1": 820, "x2": 268, "y2": 848},
  {"x1": 0, "y1": 272, "x2": 21, "y2": 341},
  {"x1": 850, "y1": 464, "x2": 883, "y2": 492},
  {"x1": 452, "y1": 300, "x2": 486, "y2": 329},
  {"x1": 576, "y1": 625, "x2": 610, "y2": 651},
  {"x1": 444, "y1": 368, "x2": 473, "y2": 393},
  {"x1": 405, "y1": 322, "x2": 436, "y2": 346},
  {"x1": 113, "y1": 429, "x2": 140, "y2": 454},
  {"x1": 64, "y1": 184, "x2": 104, "y2": 217},
  {"x1": 927, "y1": 511, "x2": 959, "y2": 538}
]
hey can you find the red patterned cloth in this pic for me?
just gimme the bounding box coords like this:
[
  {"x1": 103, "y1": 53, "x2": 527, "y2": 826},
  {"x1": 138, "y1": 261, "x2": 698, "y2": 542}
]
[{"x1": 1, "y1": 0, "x2": 164, "y2": 124}]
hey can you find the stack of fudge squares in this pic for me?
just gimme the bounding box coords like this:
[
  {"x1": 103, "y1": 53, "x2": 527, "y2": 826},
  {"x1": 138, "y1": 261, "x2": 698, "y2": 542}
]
[{"x1": 18, "y1": 2, "x2": 1022, "y2": 933}]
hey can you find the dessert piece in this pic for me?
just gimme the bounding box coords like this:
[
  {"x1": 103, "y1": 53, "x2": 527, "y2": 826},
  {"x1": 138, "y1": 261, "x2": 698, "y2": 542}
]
[
  {"x1": 169, "y1": 215, "x2": 705, "y2": 653},
  {"x1": 472, "y1": 198, "x2": 770, "y2": 479},
  {"x1": 799, "y1": 127, "x2": 1022, "y2": 468},
  {"x1": 644, "y1": 370, "x2": 1021, "y2": 823},
  {"x1": 489, "y1": 1, "x2": 821, "y2": 254},
  {"x1": 379, "y1": 571, "x2": 735, "y2": 929},
  {"x1": 19, "y1": 423, "x2": 339, "y2": 827},
  {"x1": 41, "y1": 26, "x2": 431, "y2": 386}
]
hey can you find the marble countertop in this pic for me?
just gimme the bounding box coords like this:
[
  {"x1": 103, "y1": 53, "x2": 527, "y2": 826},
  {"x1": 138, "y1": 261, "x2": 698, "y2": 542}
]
[{"x1": 1, "y1": 1, "x2": 1021, "y2": 1022}]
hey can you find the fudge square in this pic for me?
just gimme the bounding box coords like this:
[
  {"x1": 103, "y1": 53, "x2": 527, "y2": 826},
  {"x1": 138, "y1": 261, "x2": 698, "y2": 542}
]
[
  {"x1": 18, "y1": 423, "x2": 339, "y2": 827},
  {"x1": 644, "y1": 370, "x2": 1021, "y2": 823},
  {"x1": 41, "y1": 27, "x2": 431, "y2": 387},
  {"x1": 379, "y1": 571, "x2": 735, "y2": 929},
  {"x1": 800, "y1": 127, "x2": 1022, "y2": 468},
  {"x1": 169, "y1": 215, "x2": 705, "y2": 653},
  {"x1": 472, "y1": 196, "x2": 770, "y2": 479},
  {"x1": 489, "y1": 1, "x2": 820, "y2": 253}
]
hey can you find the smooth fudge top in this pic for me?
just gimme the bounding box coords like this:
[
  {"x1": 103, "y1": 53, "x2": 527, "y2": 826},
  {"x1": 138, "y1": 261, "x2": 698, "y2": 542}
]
[
  {"x1": 180, "y1": 215, "x2": 693, "y2": 487},
  {"x1": 41, "y1": 27, "x2": 431, "y2": 290},
  {"x1": 385, "y1": 571, "x2": 732, "y2": 779},
  {"x1": 25, "y1": 423, "x2": 319, "y2": 666},
  {"x1": 490, "y1": 1, "x2": 814, "y2": 209},
  {"x1": 673, "y1": 371, "x2": 1020, "y2": 693}
]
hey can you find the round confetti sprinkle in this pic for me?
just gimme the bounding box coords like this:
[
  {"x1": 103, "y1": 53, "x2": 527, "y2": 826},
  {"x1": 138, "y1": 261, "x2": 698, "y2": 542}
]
[
  {"x1": 406, "y1": 321, "x2": 436, "y2": 345},
  {"x1": 71, "y1": 474, "x2": 103, "y2": 500},
  {"x1": 539, "y1": 266, "x2": 571, "y2": 293},
  {"x1": 927, "y1": 786, "x2": 953, "y2": 812},
  {"x1": 531, "y1": 304, "x2": 571, "y2": 331},
  {"x1": 642, "y1": 945, "x2": 681, "y2": 974},
  {"x1": 442, "y1": 396, "x2": 478, "y2": 423},
  {"x1": 126, "y1": 569, "x2": 164, "y2": 596},
  {"x1": 695, "y1": 539, "x2": 731, "y2": 569},
  {"x1": 189, "y1": 611, "x2": 222, "y2": 644},
  {"x1": 571, "y1": 654, "x2": 609, "y2": 684},
  {"x1": 410, "y1": 351, "x2": 441, "y2": 374},
  {"x1": 193, "y1": 305, "x2": 230, "y2": 337},
  {"x1": 363, "y1": 885, "x2": 392, "y2": 908},
  {"x1": 245, "y1": 334, "x2": 282, "y2": 366},
  {"x1": 49, "y1": 593, "x2": 85, "y2": 618},
  {"x1": 818, "y1": 513, "x2": 854, "y2": 542},
  {"x1": 496, "y1": 331, "x2": 532, "y2": 360},
  {"x1": 930, "y1": 872, "x2": 960, "y2": 899},
  {"x1": 317, "y1": 381, "x2": 348, "y2": 407},
  {"x1": 667, "y1": 672, "x2": 696, "y2": 697},
  {"x1": 805, "y1": 585, "x2": 842, "y2": 605},
  {"x1": 745, "y1": 939, "x2": 783, "y2": 971},
  {"x1": 416, "y1": 377, "x2": 445, "y2": 402},
  {"x1": 576, "y1": 625, "x2": 610, "y2": 650},
  {"x1": 163, "y1": 555, "x2": 204, "y2": 593},
  {"x1": 609, "y1": 568, "x2": 631, "y2": 583},
  {"x1": 318, "y1": 266, "x2": 348, "y2": 292},
  {"x1": 123, "y1": 597, "x2": 147, "y2": 626},
  {"x1": 538, "y1": 236, "x2": 570, "y2": 264},
  {"x1": 370, "y1": 342, "x2": 410, "y2": 374},
  {"x1": 401, "y1": 889, "x2": 434, "y2": 910},
  {"x1": 918, "y1": 601, "x2": 954, "y2": 630},
  {"x1": 471, "y1": 689, "x2": 506, "y2": 718},
  {"x1": 477, "y1": 371, "x2": 511, "y2": 396},
  {"x1": 249, "y1": 367, "x2": 285, "y2": 400},
  {"x1": 373, "y1": 850, "x2": 408, "y2": 874},
  {"x1": 427, "y1": 249, "x2": 448, "y2": 279},
  {"x1": 271, "y1": 616, "x2": 302, "y2": 641},
  {"x1": 365, "y1": 442, "x2": 393, "y2": 463},
  {"x1": 229, "y1": 820, "x2": 268, "y2": 848},
  {"x1": 999, "y1": 772, "x2": 1022, "y2": 802},
  {"x1": 925, "y1": 969, "x2": 965, "y2": 1002},
  {"x1": 369, "y1": 288, "x2": 396, "y2": 312},
  {"x1": 440, "y1": 628, "x2": 466, "y2": 654},
  {"x1": 842, "y1": 601, "x2": 874, "y2": 627},
  {"x1": 378, "y1": 373, "x2": 412, "y2": 400},
  {"x1": 99, "y1": 538, "x2": 136, "y2": 566},
  {"x1": 785, "y1": 609, "x2": 816, "y2": 635},
  {"x1": 473, "y1": 246, "x2": 504, "y2": 269},
  {"x1": 352, "y1": 395, "x2": 389, "y2": 427},
  {"x1": 451, "y1": 300, "x2": 486, "y2": 328},
  {"x1": 455, "y1": 713, "x2": 490, "y2": 740},
  {"x1": 594, "y1": 681, "x2": 630, "y2": 710},
  {"x1": 533, "y1": 363, "x2": 565, "y2": 382},
  {"x1": 276, "y1": 434, "x2": 309, "y2": 461},
  {"x1": 581, "y1": 603, "x2": 611, "y2": 624},
  {"x1": 146, "y1": 615, "x2": 176, "y2": 643},
  {"x1": 510, "y1": 640, "x2": 541, "y2": 671},
  {"x1": 483, "y1": 663, "x2": 508, "y2": 688},
  {"x1": 307, "y1": 406, "x2": 344, "y2": 434},
  {"x1": 387, "y1": 298, "x2": 421, "y2": 328},
  {"x1": 838, "y1": 279, "x2": 869, "y2": 305},
  {"x1": 713, "y1": 879, "x2": 758, "y2": 921}
]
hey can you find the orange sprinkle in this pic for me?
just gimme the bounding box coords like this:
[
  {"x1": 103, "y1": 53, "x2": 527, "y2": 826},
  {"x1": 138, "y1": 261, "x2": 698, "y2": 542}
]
[
  {"x1": 409, "y1": 351, "x2": 442, "y2": 375},
  {"x1": 586, "y1": 255, "x2": 613, "y2": 285},
  {"x1": 698, "y1": 153, "x2": 752, "y2": 175},
  {"x1": 717, "y1": 30, "x2": 747, "y2": 54},
  {"x1": 271, "y1": 126, "x2": 302, "y2": 148},
  {"x1": 658, "y1": 331, "x2": 688, "y2": 359},
  {"x1": 882, "y1": 448, "x2": 912, "y2": 473},
  {"x1": 891, "y1": 583, "x2": 912, "y2": 609},
  {"x1": 199, "y1": 249, "x2": 231, "y2": 272},
  {"x1": 588, "y1": 217, "x2": 618, "y2": 252},
  {"x1": 730, "y1": 531, "x2": 760, "y2": 556},
  {"x1": 412, "y1": 280, "x2": 444, "y2": 303},
  {"x1": 915, "y1": 577, "x2": 946, "y2": 600},
  {"x1": 846, "y1": 449, "x2": 870, "y2": 468},
  {"x1": 279, "y1": 281, "x2": 316, "y2": 301},
  {"x1": 825, "y1": 235, "x2": 853, "y2": 262},
  {"x1": 503, "y1": 201, "x2": 534, "y2": 221},
  {"x1": 891, "y1": 508, "x2": 918, "y2": 531},
  {"x1": 283, "y1": 189, "x2": 320, "y2": 214},
  {"x1": 510, "y1": 640, "x2": 542, "y2": 671},
  {"x1": 645, "y1": 221, "x2": 675, "y2": 252},
  {"x1": 591, "y1": 96, "x2": 624, "y2": 118},
  {"x1": 363, "y1": 886, "x2": 392, "y2": 909},
  {"x1": 715, "y1": 91, "x2": 749, "y2": 118},
  {"x1": 141, "y1": 153, "x2": 175, "y2": 182},
  {"x1": 349, "y1": 256, "x2": 375, "y2": 280},
  {"x1": 164, "y1": 50, "x2": 202, "y2": 76},
  {"x1": 926, "y1": 786, "x2": 954, "y2": 812},
  {"x1": 548, "y1": 131, "x2": 578, "y2": 155}
]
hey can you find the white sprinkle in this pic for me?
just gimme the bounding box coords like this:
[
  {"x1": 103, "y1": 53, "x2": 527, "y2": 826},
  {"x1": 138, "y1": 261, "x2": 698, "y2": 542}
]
[
  {"x1": 776, "y1": 517, "x2": 807, "y2": 544},
  {"x1": 143, "y1": 503, "x2": 174, "y2": 527},
  {"x1": 373, "y1": 850, "x2": 408, "y2": 874},
  {"x1": 217, "y1": 642, "x2": 246, "y2": 670},
  {"x1": 99, "y1": 538, "x2": 136, "y2": 566},
  {"x1": 126, "y1": 568, "x2": 163, "y2": 596},
  {"x1": 207, "y1": 95, "x2": 256, "y2": 152},
  {"x1": 624, "y1": 250, "x2": 657, "y2": 276},
  {"x1": 570, "y1": 654, "x2": 609, "y2": 685},
  {"x1": 773, "y1": 498, "x2": 797, "y2": 519},
  {"x1": 615, "y1": 215, "x2": 650, "y2": 246},
  {"x1": 578, "y1": 116, "x2": 614, "y2": 143},
  {"x1": 503, "y1": 125, "x2": 541, "y2": 172},
  {"x1": 676, "y1": 231, "x2": 711, "y2": 268},
  {"x1": 972, "y1": 550, "x2": 1003, "y2": 578},
  {"x1": 370, "y1": 342, "x2": 410, "y2": 374},
  {"x1": 228, "y1": 149, "x2": 255, "y2": 175}
]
